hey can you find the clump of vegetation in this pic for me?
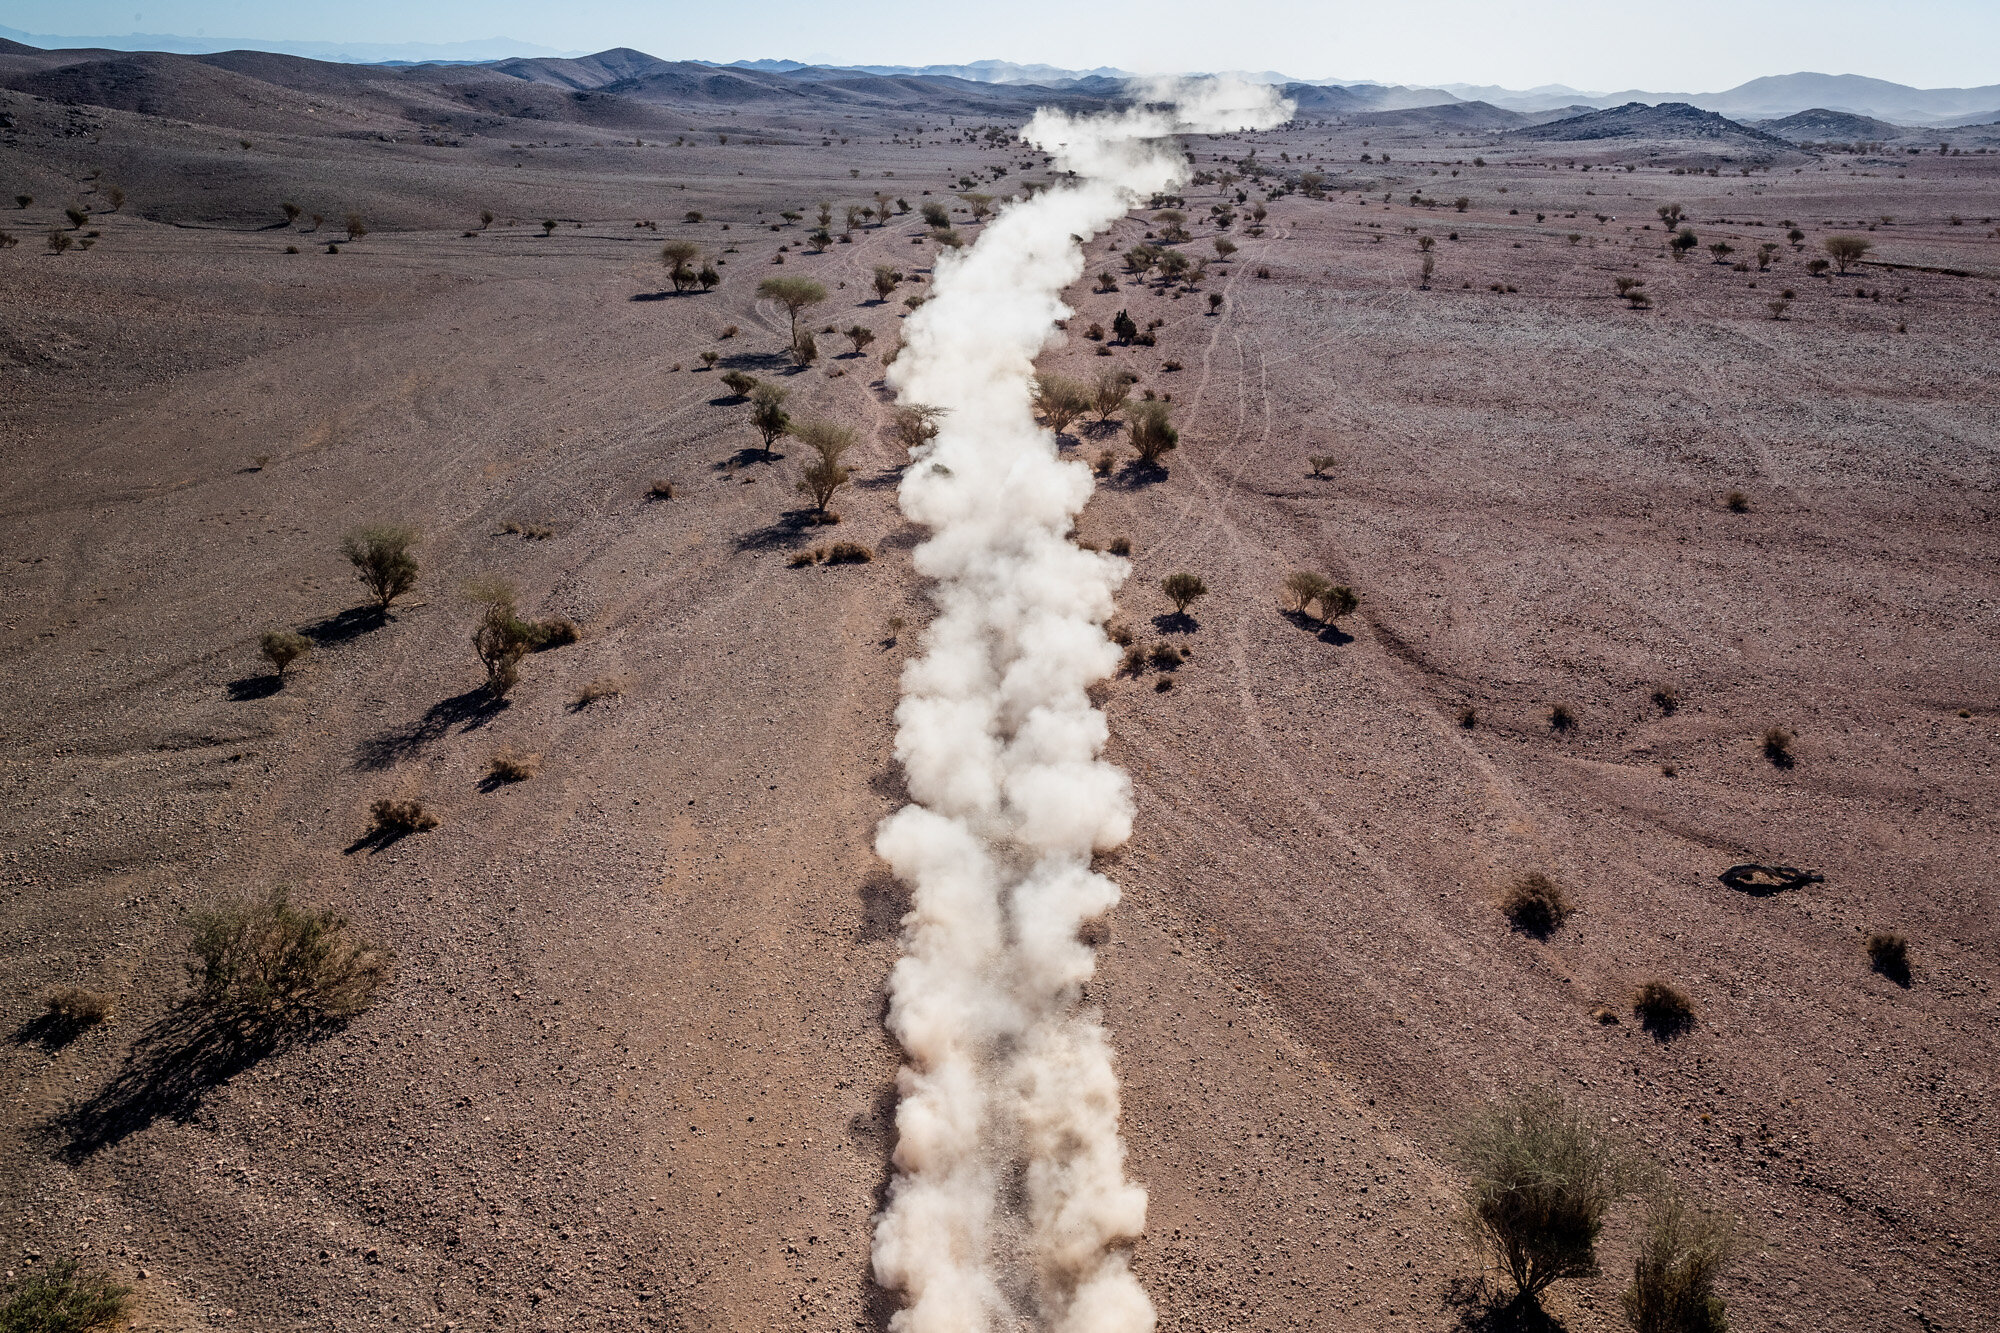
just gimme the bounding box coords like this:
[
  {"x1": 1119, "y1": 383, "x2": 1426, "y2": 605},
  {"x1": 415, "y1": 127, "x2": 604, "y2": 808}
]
[
  {"x1": 872, "y1": 265, "x2": 901, "y2": 301},
  {"x1": 1621, "y1": 1190, "x2": 1737, "y2": 1333},
  {"x1": 1549, "y1": 703, "x2": 1577, "y2": 732},
  {"x1": 1161, "y1": 572, "x2": 1208, "y2": 617},
  {"x1": 1032, "y1": 374, "x2": 1091, "y2": 437},
  {"x1": 486, "y1": 749, "x2": 540, "y2": 784},
  {"x1": 0, "y1": 1256, "x2": 132, "y2": 1333},
  {"x1": 1458, "y1": 705, "x2": 1479, "y2": 728},
  {"x1": 1455, "y1": 1086, "x2": 1633, "y2": 1308},
  {"x1": 757, "y1": 275, "x2": 829, "y2": 349},
  {"x1": 720, "y1": 369, "x2": 758, "y2": 399},
  {"x1": 1307, "y1": 454, "x2": 1336, "y2": 478},
  {"x1": 1128, "y1": 400, "x2": 1179, "y2": 466},
  {"x1": 1091, "y1": 368, "x2": 1135, "y2": 422},
  {"x1": 187, "y1": 886, "x2": 391, "y2": 1019},
  {"x1": 1723, "y1": 490, "x2": 1750, "y2": 513},
  {"x1": 660, "y1": 239, "x2": 702, "y2": 291},
  {"x1": 341, "y1": 524, "x2": 418, "y2": 610},
  {"x1": 259, "y1": 628, "x2": 312, "y2": 679},
  {"x1": 1651, "y1": 685, "x2": 1680, "y2": 715},
  {"x1": 1761, "y1": 727, "x2": 1795, "y2": 767},
  {"x1": 47, "y1": 229, "x2": 73, "y2": 254},
  {"x1": 1107, "y1": 536, "x2": 1132, "y2": 557},
  {"x1": 823, "y1": 541, "x2": 873, "y2": 564},
  {"x1": 572, "y1": 676, "x2": 624, "y2": 708},
  {"x1": 43, "y1": 987, "x2": 114, "y2": 1029},
  {"x1": 648, "y1": 479, "x2": 676, "y2": 500},
  {"x1": 1502, "y1": 872, "x2": 1572, "y2": 938},
  {"x1": 1632, "y1": 980, "x2": 1696, "y2": 1039},
  {"x1": 1147, "y1": 641, "x2": 1187, "y2": 671},
  {"x1": 749, "y1": 381, "x2": 791, "y2": 457},
  {"x1": 1823, "y1": 234, "x2": 1871, "y2": 273},
  {"x1": 793, "y1": 418, "x2": 857, "y2": 518},
  {"x1": 344, "y1": 213, "x2": 367, "y2": 241},
  {"x1": 1866, "y1": 931, "x2": 1911, "y2": 985}
]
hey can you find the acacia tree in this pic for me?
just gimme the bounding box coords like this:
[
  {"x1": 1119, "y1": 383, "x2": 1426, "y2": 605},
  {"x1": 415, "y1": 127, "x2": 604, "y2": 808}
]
[
  {"x1": 1031, "y1": 374, "x2": 1091, "y2": 437},
  {"x1": 757, "y1": 276, "x2": 828, "y2": 348},
  {"x1": 341, "y1": 525, "x2": 418, "y2": 610},
  {"x1": 660, "y1": 240, "x2": 701, "y2": 292},
  {"x1": 872, "y1": 266, "x2": 901, "y2": 302},
  {"x1": 844, "y1": 204, "x2": 865, "y2": 234},
  {"x1": 1161, "y1": 572, "x2": 1208, "y2": 615},
  {"x1": 750, "y1": 382, "x2": 791, "y2": 459},
  {"x1": 1824, "y1": 234, "x2": 1871, "y2": 273},
  {"x1": 874, "y1": 192, "x2": 895, "y2": 225},
  {"x1": 1091, "y1": 369, "x2": 1134, "y2": 422},
  {"x1": 845, "y1": 325, "x2": 875, "y2": 356},
  {"x1": 793, "y1": 418, "x2": 858, "y2": 516}
]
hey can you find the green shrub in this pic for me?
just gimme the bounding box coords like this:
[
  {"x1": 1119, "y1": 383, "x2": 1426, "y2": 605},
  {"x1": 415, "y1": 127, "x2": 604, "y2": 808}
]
[
  {"x1": 259, "y1": 628, "x2": 312, "y2": 677},
  {"x1": 341, "y1": 524, "x2": 418, "y2": 609},
  {"x1": 1455, "y1": 1086, "x2": 1632, "y2": 1305},
  {"x1": 793, "y1": 418, "x2": 858, "y2": 515},
  {"x1": 1284, "y1": 570, "x2": 1333, "y2": 615},
  {"x1": 750, "y1": 382, "x2": 791, "y2": 455},
  {"x1": 1161, "y1": 572, "x2": 1208, "y2": 614},
  {"x1": 721, "y1": 369, "x2": 758, "y2": 398},
  {"x1": 186, "y1": 887, "x2": 390, "y2": 1020},
  {"x1": 0, "y1": 1256, "x2": 131, "y2": 1333},
  {"x1": 369, "y1": 799, "x2": 438, "y2": 838},
  {"x1": 1129, "y1": 400, "x2": 1179, "y2": 465},
  {"x1": 1621, "y1": 1190, "x2": 1736, "y2": 1333}
]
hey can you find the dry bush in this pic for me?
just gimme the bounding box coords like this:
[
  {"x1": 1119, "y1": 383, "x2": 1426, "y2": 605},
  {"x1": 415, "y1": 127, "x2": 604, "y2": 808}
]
[
  {"x1": 793, "y1": 418, "x2": 857, "y2": 515},
  {"x1": 44, "y1": 988, "x2": 114, "y2": 1028},
  {"x1": 1032, "y1": 374, "x2": 1091, "y2": 436},
  {"x1": 1128, "y1": 400, "x2": 1179, "y2": 465},
  {"x1": 1458, "y1": 705, "x2": 1478, "y2": 728},
  {"x1": 788, "y1": 550, "x2": 818, "y2": 568},
  {"x1": 1621, "y1": 1190, "x2": 1737, "y2": 1333},
  {"x1": 1161, "y1": 572, "x2": 1208, "y2": 615},
  {"x1": 1317, "y1": 584, "x2": 1358, "y2": 625},
  {"x1": 259, "y1": 629, "x2": 311, "y2": 678},
  {"x1": 1093, "y1": 449, "x2": 1118, "y2": 477},
  {"x1": 1455, "y1": 1086, "x2": 1633, "y2": 1306},
  {"x1": 1761, "y1": 727, "x2": 1795, "y2": 767},
  {"x1": 186, "y1": 886, "x2": 390, "y2": 1020},
  {"x1": 1107, "y1": 622, "x2": 1135, "y2": 647},
  {"x1": 1502, "y1": 872, "x2": 1572, "y2": 938},
  {"x1": 344, "y1": 213, "x2": 367, "y2": 241},
  {"x1": 823, "y1": 542, "x2": 873, "y2": 565},
  {"x1": 486, "y1": 749, "x2": 540, "y2": 783},
  {"x1": 572, "y1": 676, "x2": 624, "y2": 708},
  {"x1": 1651, "y1": 685, "x2": 1680, "y2": 714},
  {"x1": 1091, "y1": 368, "x2": 1135, "y2": 421},
  {"x1": 1724, "y1": 490, "x2": 1750, "y2": 513},
  {"x1": 1107, "y1": 536, "x2": 1132, "y2": 556},
  {"x1": 341, "y1": 524, "x2": 418, "y2": 609},
  {"x1": 1549, "y1": 703, "x2": 1577, "y2": 732},
  {"x1": 1866, "y1": 931, "x2": 1911, "y2": 985},
  {"x1": 1632, "y1": 981, "x2": 1696, "y2": 1039},
  {"x1": 891, "y1": 403, "x2": 947, "y2": 452},
  {"x1": 648, "y1": 479, "x2": 675, "y2": 500},
  {"x1": 47, "y1": 229, "x2": 73, "y2": 254},
  {"x1": 1307, "y1": 454, "x2": 1336, "y2": 477},
  {"x1": 369, "y1": 799, "x2": 438, "y2": 838},
  {"x1": 0, "y1": 1256, "x2": 132, "y2": 1333},
  {"x1": 720, "y1": 368, "x2": 758, "y2": 398},
  {"x1": 1118, "y1": 645, "x2": 1146, "y2": 676},
  {"x1": 1147, "y1": 641, "x2": 1186, "y2": 670}
]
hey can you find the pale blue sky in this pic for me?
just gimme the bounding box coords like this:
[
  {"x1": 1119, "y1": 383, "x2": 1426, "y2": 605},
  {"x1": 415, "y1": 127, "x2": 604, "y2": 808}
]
[{"x1": 3, "y1": 0, "x2": 1996, "y2": 90}]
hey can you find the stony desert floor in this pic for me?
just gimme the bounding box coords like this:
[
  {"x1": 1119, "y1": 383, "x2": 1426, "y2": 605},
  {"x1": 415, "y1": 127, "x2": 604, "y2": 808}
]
[{"x1": 3, "y1": 91, "x2": 1998, "y2": 1333}]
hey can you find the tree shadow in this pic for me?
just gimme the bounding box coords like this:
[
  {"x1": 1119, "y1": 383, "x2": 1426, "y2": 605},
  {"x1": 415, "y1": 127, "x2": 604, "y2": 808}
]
[
  {"x1": 1151, "y1": 611, "x2": 1198, "y2": 635},
  {"x1": 856, "y1": 870, "x2": 909, "y2": 944},
  {"x1": 1718, "y1": 863, "x2": 1822, "y2": 897},
  {"x1": 718, "y1": 350, "x2": 793, "y2": 372},
  {"x1": 1106, "y1": 458, "x2": 1169, "y2": 489},
  {"x1": 717, "y1": 446, "x2": 782, "y2": 469},
  {"x1": 50, "y1": 1006, "x2": 345, "y2": 1160},
  {"x1": 629, "y1": 290, "x2": 673, "y2": 302},
  {"x1": 735, "y1": 509, "x2": 824, "y2": 553},
  {"x1": 1440, "y1": 1278, "x2": 1567, "y2": 1333},
  {"x1": 225, "y1": 674, "x2": 284, "y2": 702},
  {"x1": 302, "y1": 605, "x2": 386, "y2": 646},
  {"x1": 352, "y1": 685, "x2": 508, "y2": 771}
]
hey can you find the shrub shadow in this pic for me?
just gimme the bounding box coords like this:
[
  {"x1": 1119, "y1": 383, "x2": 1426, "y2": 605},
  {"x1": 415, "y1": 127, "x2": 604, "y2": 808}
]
[
  {"x1": 51, "y1": 1006, "x2": 345, "y2": 1159},
  {"x1": 718, "y1": 350, "x2": 793, "y2": 372},
  {"x1": 302, "y1": 605, "x2": 386, "y2": 645},
  {"x1": 735, "y1": 509, "x2": 825, "y2": 553},
  {"x1": 352, "y1": 686, "x2": 508, "y2": 771},
  {"x1": 1441, "y1": 1277, "x2": 1567, "y2": 1333},
  {"x1": 1718, "y1": 863, "x2": 1822, "y2": 897},
  {"x1": 1150, "y1": 611, "x2": 1198, "y2": 635},
  {"x1": 717, "y1": 447, "x2": 782, "y2": 469},
  {"x1": 14, "y1": 1011, "x2": 97, "y2": 1055},
  {"x1": 226, "y1": 674, "x2": 284, "y2": 702},
  {"x1": 1105, "y1": 459, "x2": 1168, "y2": 489},
  {"x1": 629, "y1": 290, "x2": 672, "y2": 302}
]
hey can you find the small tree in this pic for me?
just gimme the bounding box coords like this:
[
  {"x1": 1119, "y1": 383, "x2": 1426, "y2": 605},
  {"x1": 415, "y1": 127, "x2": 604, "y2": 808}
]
[
  {"x1": 697, "y1": 263, "x2": 720, "y2": 290},
  {"x1": 845, "y1": 325, "x2": 875, "y2": 355},
  {"x1": 844, "y1": 204, "x2": 865, "y2": 234},
  {"x1": 479, "y1": 209, "x2": 494, "y2": 229},
  {"x1": 792, "y1": 329, "x2": 819, "y2": 367},
  {"x1": 345, "y1": 213, "x2": 367, "y2": 241},
  {"x1": 1656, "y1": 203, "x2": 1684, "y2": 227},
  {"x1": 872, "y1": 265, "x2": 902, "y2": 301},
  {"x1": 921, "y1": 201, "x2": 951, "y2": 228},
  {"x1": 1823, "y1": 234, "x2": 1871, "y2": 273},
  {"x1": 1455, "y1": 1086, "x2": 1632, "y2": 1308},
  {"x1": 1621, "y1": 1190, "x2": 1737, "y2": 1333},
  {"x1": 1129, "y1": 400, "x2": 1179, "y2": 466},
  {"x1": 1092, "y1": 368, "x2": 1134, "y2": 422},
  {"x1": 1707, "y1": 241, "x2": 1733, "y2": 263},
  {"x1": 891, "y1": 404, "x2": 947, "y2": 453},
  {"x1": 750, "y1": 382, "x2": 792, "y2": 458},
  {"x1": 1213, "y1": 237, "x2": 1237, "y2": 261},
  {"x1": 1283, "y1": 569, "x2": 1332, "y2": 615},
  {"x1": 757, "y1": 276, "x2": 828, "y2": 345},
  {"x1": 1111, "y1": 309, "x2": 1139, "y2": 343},
  {"x1": 875, "y1": 192, "x2": 895, "y2": 225},
  {"x1": 187, "y1": 886, "x2": 390, "y2": 1021},
  {"x1": 815, "y1": 202, "x2": 833, "y2": 228},
  {"x1": 1317, "y1": 583, "x2": 1358, "y2": 625},
  {"x1": 721, "y1": 369, "x2": 758, "y2": 398},
  {"x1": 260, "y1": 629, "x2": 312, "y2": 678},
  {"x1": 541, "y1": 218, "x2": 557, "y2": 236},
  {"x1": 65, "y1": 205, "x2": 88, "y2": 229},
  {"x1": 960, "y1": 192, "x2": 994, "y2": 221},
  {"x1": 1669, "y1": 227, "x2": 1699, "y2": 261},
  {"x1": 1032, "y1": 374, "x2": 1091, "y2": 437},
  {"x1": 793, "y1": 418, "x2": 857, "y2": 516},
  {"x1": 47, "y1": 229, "x2": 73, "y2": 254},
  {"x1": 341, "y1": 525, "x2": 418, "y2": 609},
  {"x1": 660, "y1": 239, "x2": 701, "y2": 291},
  {"x1": 808, "y1": 227, "x2": 834, "y2": 252},
  {"x1": 1161, "y1": 572, "x2": 1208, "y2": 615}
]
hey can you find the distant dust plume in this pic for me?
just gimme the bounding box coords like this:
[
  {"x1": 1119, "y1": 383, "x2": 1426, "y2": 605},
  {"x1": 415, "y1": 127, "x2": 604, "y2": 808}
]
[{"x1": 871, "y1": 77, "x2": 1293, "y2": 1332}]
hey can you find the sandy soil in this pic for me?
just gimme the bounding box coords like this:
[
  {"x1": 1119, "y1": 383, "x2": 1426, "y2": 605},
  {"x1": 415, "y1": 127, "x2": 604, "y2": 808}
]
[{"x1": 3, "y1": 75, "x2": 1997, "y2": 1333}]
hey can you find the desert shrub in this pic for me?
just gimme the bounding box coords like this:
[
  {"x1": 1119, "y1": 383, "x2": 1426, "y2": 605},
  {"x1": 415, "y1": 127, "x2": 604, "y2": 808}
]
[
  {"x1": 697, "y1": 264, "x2": 719, "y2": 290},
  {"x1": 1161, "y1": 572, "x2": 1208, "y2": 615},
  {"x1": 1455, "y1": 1086, "x2": 1631, "y2": 1305},
  {"x1": 1632, "y1": 981, "x2": 1696, "y2": 1038},
  {"x1": 660, "y1": 239, "x2": 701, "y2": 291},
  {"x1": 1129, "y1": 400, "x2": 1179, "y2": 465},
  {"x1": 1147, "y1": 641, "x2": 1186, "y2": 670},
  {"x1": 1307, "y1": 454, "x2": 1336, "y2": 477},
  {"x1": 1669, "y1": 227, "x2": 1699, "y2": 260},
  {"x1": 341, "y1": 524, "x2": 418, "y2": 609},
  {"x1": 281, "y1": 201, "x2": 303, "y2": 226},
  {"x1": 1093, "y1": 449, "x2": 1118, "y2": 476},
  {"x1": 791, "y1": 329, "x2": 819, "y2": 366},
  {"x1": 1823, "y1": 234, "x2": 1871, "y2": 272},
  {"x1": 47, "y1": 229, "x2": 73, "y2": 254},
  {"x1": 750, "y1": 381, "x2": 792, "y2": 455},
  {"x1": 1032, "y1": 374, "x2": 1091, "y2": 436},
  {"x1": 1651, "y1": 685, "x2": 1680, "y2": 714},
  {"x1": 1118, "y1": 645, "x2": 1146, "y2": 676},
  {"x1": 1107, "y1": 536, "x2": 1132, "y2": 556},
  {"x1": 1721, "y1": 490, "x2": 1750, "y2": 513},
  {"x1": 1154, "y1": 676, "x2": 1174, "y2": 692},
  {"x1": 793, "y1": 417, "x2": 857, "y2": 515},
  {"x1": 187, "y1": 886, "x2": 390, "y2": 1019},
  {"x1": 343, "y1": 213, "x2": 367, "y2": 241},
  {"x1": 43, "y1": 988, "x2": 113, "y2": 1028},
  {"x1": 845, "y1": 325, "x2": 876, "y2": 356},
  {"x1": 572, "y1": 676, "x2": 624, "y2": 707},
  {"x1": 0, "y1": 1256, "x2": 132, "y2": 1333},
  {"x1": 64, "y1": 205, "x2": 88, "y2": 229},
  {"x1": 1502, "y1": 872, "x2": 1572, "y2": 938},
  {"x1": 1255, "y1": 266, "x2": 1271, "y2": 278},
  {"x1": 1107, "y1": 622, "x2": 1135, "y2": 647},
  {"x1": 891, "y1": 403, "x2": 947, "y2": 452},
  {"x1": 1092, "y1": 368, "x2": 1134, "y2": 422},
  {"x1": 1866, "y1": 931, "x2": 1910, "y2": 985},
  {"x1": 698, "y1": 350, "x2": 720, "y2": 369},
  {"x1": 824, "y1": 541, "x2": 873, "y2": 564},
  {"x1": 920, "y1": 201, "x2": 950, "y2": 227},
  {"x1": 530, "y1": 616, "x2": 579, "y2": 649},
  {"x1": 648, "y1": 479, "x2": 675, "y2": 500},
  {"x1": 259, "y1": 628, "x2": 312, "y2": 678},
  {"x1": 873, "y1": 265, "x2": 901, "y2": 301},
  {"x1": 720, "y1": 369, "x2": 758, "y2": 398},
  {"x1": 1761, "y1": 726, "x2": 1795, "y2": 766},
  {"x1": 758, "y1": 275, "x2": 829, "y2": 344},
  {"x1": 486, "y1": 749, "x2": 540, "y2": 783},
  {"x1": 1284, "y1": 569, "x2": 1333, "y2": 615},
  {"x1": 788, "y1": 550, "x2": 818, "y2": 568},
  {"x1": 1549, "y1": 703, "x2": 1576, "y2": 732},
  {"x1": 1621, "y1": 1190, "x2": 1737, "y2": 1333},
  {"x1": 1458, "y1": 705, "x2": 1478, "y2": 728},
  {"x1": 1317, "y1": 584, "x2": 1358, "y2": 625},
  {"x1": 14, "y1": 194, "x2": 30, "y2": 209},
  {"x1": 0, "y1": 230, "x2": 14, "y2": 249}
]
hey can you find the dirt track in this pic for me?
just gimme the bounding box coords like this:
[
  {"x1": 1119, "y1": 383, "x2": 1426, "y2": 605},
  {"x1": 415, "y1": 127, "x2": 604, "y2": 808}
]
[{"x1": 3, "y1": 87, "x2": 1998, "y2": 1332}]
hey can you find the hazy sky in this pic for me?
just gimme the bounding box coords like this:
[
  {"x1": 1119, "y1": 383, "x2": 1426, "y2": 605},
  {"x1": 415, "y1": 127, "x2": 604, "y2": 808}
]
[{"x1": 7, "y1": 0, "x2": 1998, "y2": 90}]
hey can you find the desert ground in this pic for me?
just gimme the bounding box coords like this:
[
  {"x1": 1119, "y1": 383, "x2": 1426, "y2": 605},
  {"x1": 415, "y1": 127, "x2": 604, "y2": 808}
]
[{"x1": 3, "y1": 45, "x2": 1998, "y2": 1333}]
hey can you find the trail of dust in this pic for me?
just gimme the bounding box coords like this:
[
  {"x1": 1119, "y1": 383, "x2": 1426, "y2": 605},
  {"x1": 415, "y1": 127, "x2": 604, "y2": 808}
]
[{"x1": 869, "y1": 78, "x2": 1293, "y2": 1332}]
